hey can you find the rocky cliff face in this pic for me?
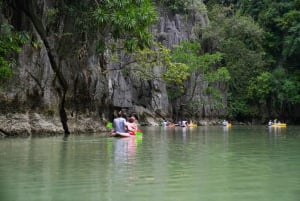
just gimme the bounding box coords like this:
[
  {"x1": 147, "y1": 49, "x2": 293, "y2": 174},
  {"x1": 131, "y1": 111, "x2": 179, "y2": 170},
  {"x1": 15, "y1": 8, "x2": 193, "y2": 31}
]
[{"x1": 0, "y1": 1, "x2": 226, "y2": 135}]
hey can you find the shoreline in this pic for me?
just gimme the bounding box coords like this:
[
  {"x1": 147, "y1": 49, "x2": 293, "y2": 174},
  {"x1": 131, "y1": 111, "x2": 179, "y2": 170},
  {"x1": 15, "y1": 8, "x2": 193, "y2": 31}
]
[
  {"x1": 0, "y1": 112, "x2": 270, "y2": 137},
  {"x1": 0, "y1": 112, "x2": 108, "y2": 137}
]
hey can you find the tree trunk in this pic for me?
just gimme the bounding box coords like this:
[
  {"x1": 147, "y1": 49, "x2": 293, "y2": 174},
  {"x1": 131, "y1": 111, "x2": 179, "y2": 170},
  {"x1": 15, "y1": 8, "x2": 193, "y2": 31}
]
[{"x1": 10, "y1": 0, "x2": 70, "y2": 135}]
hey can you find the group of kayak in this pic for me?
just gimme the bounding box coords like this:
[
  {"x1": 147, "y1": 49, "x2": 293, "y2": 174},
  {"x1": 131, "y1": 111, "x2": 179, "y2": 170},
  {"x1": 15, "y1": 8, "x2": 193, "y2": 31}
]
[
  {"x1": 107, "y1": 111, "x2": 142, "y2": 137},
  {"x1": 162, "y1": 121, "x2": 198, "y2": 128},
  {"x1": 163, "y1": 120, "x2": 231, "y2": 128},
  {"x1": 223, "y1": 119, "x2": 288, "y2": 128},
  {"x1": 107, "y1": 113, "x2": 287, "y2": 137}
]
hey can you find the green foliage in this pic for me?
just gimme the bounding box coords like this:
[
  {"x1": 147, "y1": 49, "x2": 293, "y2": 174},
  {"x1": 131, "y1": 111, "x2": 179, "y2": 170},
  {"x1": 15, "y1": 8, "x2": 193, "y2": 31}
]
[
  {"x1": 271, "y1": 67, "x2": 300, "y2": 106},
  {"x1": 156, "y1": 0, "x2": 189, "y2": 13},
  {"x1": 281, "y1": 78, "x2": 300, "y2": 104},
  {"x1": 0, "y1": 58, "x2": 12, "y2": 81},
  {"x1": 205, "y1": 86, "x2": 222, "y2": 101},
  {"x1": 0, "y1": 23, "x2": 29, "y2": 85},
  {"x1": 245, "y1": 66, "x2": 300, "y2": 118},
  {"x1": 156, "y1": 0, "x2": 206, "y2": 14},
  {"x1": 171, "y1": 41, "x2": 229, "y2": 83},
  {"x1": 63, "y1": 0, "x2": 157, "y2": 55},
  {"x1": 247, "y1": 72, "x2": 272, "y2": 104},
  {"x1": 130, "y1": 43, "x2": 190, "y2": 89},
  {"x1": 230, "y1": 0, "x2": 300, "y2": 119},
  {"x1": 227, "y1": 96, "x2": 252, "y2": 120},
  {"x1": 170, "y1": 41, "x2": 230, "y2": 107},
  {"x1": 119, "y1": 42, "x2": 191, "y2": 102},
  {"x1": 202, "y1": 5, "x2": 267, "y2": 119},
  {"x1": 282, "y1": 14, "x2": 300, "y2": 59},
  {"x1": 163, "y1": 62, "x2": 190, "y2": 85},
  {"x1": 171, "y1": 42, "x2": 200, "y2": 68},
  {"x1": 238, "y1": 0, "x2": 300, "y2": 68},
  {"x1": 91, "y1": 0, "x2": 157, "y2": 52},
  {"x1": 47, "y1": 8, "x2": 59, "y2": 27}
]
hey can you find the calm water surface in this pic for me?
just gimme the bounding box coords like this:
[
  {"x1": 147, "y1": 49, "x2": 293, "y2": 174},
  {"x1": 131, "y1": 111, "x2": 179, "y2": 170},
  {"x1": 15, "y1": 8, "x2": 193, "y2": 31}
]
[{"x1": 1, "y1": 126, "x2": 300, "y2": 201}]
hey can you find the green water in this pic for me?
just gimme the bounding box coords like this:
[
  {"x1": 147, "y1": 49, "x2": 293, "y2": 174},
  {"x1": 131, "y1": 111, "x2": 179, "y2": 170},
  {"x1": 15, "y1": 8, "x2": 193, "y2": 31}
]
[{"x1": 1, "y1": 126, "x2": 300, "y2": 201}]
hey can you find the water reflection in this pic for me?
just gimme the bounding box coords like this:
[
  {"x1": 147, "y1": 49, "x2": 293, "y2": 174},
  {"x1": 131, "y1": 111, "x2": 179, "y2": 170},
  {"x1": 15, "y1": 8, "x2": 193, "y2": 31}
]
[
  {"x1": 106, "y1": 136, "x2": 143, "y2": 200},
  {"x1": 1, "y1": 126, "x2": 300, "y2": 201},
  {"x1": 181, "y1": 127, "x2": 187, "y2": 142},
  {"x1": 113, "y1": 137, "x2": 138, "y2": 165},
  {"x1": 223, "y1": 125, "x2": 230, "y2": 134},
  {"x1": 268, "y1": 126, "x2": 287, "y2": 135}
]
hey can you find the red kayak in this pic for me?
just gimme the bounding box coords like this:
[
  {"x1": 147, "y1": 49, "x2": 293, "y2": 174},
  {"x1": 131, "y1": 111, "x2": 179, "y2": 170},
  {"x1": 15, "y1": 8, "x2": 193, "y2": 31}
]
[{"x1": 110, "y1": 130, "x2": 143, "y2": 137}]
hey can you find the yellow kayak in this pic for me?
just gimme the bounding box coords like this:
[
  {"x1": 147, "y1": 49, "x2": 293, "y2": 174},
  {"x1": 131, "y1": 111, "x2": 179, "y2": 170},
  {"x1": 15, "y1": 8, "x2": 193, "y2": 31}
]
[
  {"x1": 270, "y1": 123, "x2": 287, "y2": 128},
  {"x1": 188, "y1": 123, "x2": 198, "y2": 127},
  {"x1": 226, "y1": 123, "x2": 232, "y2": 127},
  {"x1": 223, "y1": 123, "x2": 232, "y2": 127}
]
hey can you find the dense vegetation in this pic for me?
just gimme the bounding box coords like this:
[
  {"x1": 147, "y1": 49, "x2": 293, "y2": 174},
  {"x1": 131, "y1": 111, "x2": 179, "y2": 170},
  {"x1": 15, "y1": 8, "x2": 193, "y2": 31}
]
[
  {"x1": 207, "y1": 0, "x2": 300, "y2": 122},
  {"x1": 161, "y1": 0, "x2": 300, "y2": 122},
  {"x1": 1, "y1": 0, "x2": 300, "y2": 123}
]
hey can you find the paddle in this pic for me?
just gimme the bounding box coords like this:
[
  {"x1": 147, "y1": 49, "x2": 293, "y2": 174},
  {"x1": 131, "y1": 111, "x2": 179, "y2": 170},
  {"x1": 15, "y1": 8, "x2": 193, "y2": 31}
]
[
  {"x1": 106, "y1": 122, "x2": 113, "y2": 129},
  {"x1": 135, "y1": 130, "x2": 143, "y2": 136}
]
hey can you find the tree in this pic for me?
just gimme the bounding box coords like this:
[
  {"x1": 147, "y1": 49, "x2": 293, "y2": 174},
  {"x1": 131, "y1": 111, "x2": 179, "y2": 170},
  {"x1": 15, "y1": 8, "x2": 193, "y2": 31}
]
[
  {"x1": 201, "y1": 5, "x2": 266, "y2": 120},
  {"x1": 128, "y1": 42, "x2": 190, "y2": 87},
  {"x1": 246, "y1": 71, "x2": 272, "y2": 119},
  {"x1": 170, "y1": 41, "x2": 230, "y2": 118},
  {"x1": 77, "y1": 0, "x2": 157, "y2": 55},
  {"x1": 238, "y1": 0, "x2": 300, "y2": 120}
]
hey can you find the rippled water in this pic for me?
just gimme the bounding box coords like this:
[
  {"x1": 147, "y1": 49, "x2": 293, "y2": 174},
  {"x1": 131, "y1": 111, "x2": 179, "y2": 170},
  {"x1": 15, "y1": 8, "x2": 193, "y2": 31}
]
[{"x1": 1, "y1": 126, "x2": 300, "y2": 201}]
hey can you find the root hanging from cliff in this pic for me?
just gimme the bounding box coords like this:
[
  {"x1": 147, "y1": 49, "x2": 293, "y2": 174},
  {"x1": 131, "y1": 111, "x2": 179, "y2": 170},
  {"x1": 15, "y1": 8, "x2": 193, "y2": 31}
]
[
  {"x1": 60, "y1": 94, "x2": 70, "y2": 137},
  {"x1": 10, "y1": 0, "x2": 71, "y2": 136}
]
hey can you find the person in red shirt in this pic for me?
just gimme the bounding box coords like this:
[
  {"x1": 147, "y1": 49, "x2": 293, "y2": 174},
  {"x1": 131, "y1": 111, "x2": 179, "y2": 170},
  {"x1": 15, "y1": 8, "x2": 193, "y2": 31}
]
[{"x1": 126, "y1": 117, "x2": 138, "y2": 135}]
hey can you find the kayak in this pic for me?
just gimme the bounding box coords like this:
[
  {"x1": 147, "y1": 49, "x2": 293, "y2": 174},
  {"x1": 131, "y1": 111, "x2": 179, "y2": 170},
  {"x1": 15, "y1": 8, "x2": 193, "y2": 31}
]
[
  {"x1": 167, "y1": 123, "x2": 176, "y2": 128},
  {"x1": 269, "y1": 123, "x2": 287, "y2": 128},
  {"x1": 110, "y1": 130, "x2": 143, "y2": 137},
  {"x1": 188, "y1": 123, "x2": 198, "y2": 127},
  {"x1": 223, "y1": 123, "x2": 232, "y2": 127},
  {"x1": 110, "y1": 132, "x2": 131, "y2": 137}
]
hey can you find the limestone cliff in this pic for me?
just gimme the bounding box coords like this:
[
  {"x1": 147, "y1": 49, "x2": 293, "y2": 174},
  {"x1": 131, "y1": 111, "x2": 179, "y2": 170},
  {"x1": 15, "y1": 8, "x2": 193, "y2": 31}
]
[{"x1": 0, "y1": 0, "x2": 226, "y2": 135}]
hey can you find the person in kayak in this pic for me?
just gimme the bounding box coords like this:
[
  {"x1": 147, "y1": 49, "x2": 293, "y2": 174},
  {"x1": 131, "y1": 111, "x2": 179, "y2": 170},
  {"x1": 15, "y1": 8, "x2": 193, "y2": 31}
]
[
  {"x1": 110, "y1": 111, "x2": 128, "y2": 136},
  {"x1": 126, "y1": 116, "x2": 138, "y2": 135}
]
